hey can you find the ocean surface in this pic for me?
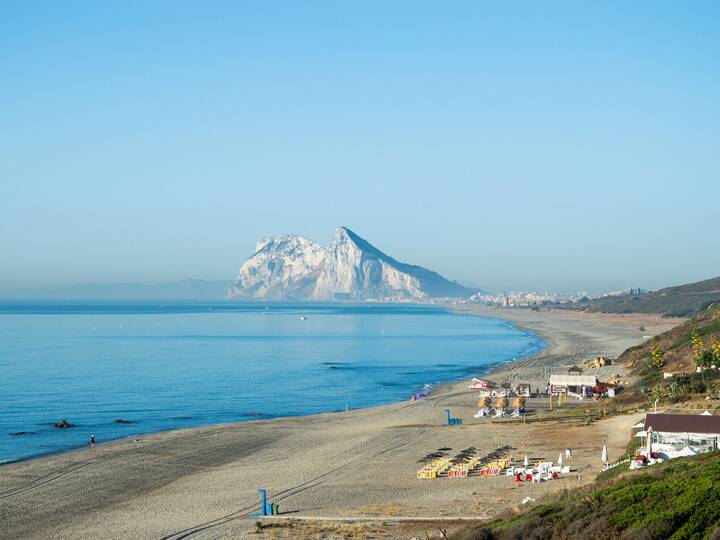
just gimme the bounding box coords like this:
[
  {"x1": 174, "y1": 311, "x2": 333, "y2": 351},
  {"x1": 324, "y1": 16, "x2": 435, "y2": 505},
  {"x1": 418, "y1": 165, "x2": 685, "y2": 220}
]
[{"x1": 0, "y1": 302, "x2": 543, "y2": 463}]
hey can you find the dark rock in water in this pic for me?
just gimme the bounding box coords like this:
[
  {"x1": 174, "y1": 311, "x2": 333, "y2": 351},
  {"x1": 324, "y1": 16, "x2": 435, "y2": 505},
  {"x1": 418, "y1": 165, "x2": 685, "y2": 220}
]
[
  {"x1": 10, "y1": 431, "x2": 35, "y2": 436},
  {"x1": 113, "y1": 418, "x2": 133, "y2": 424},
  {"x1": 53, "y1": 419, "x2": 74, "y2": 429},
  {"x1": 243, "y1": 412, "x2": 263, "y2": 417}
]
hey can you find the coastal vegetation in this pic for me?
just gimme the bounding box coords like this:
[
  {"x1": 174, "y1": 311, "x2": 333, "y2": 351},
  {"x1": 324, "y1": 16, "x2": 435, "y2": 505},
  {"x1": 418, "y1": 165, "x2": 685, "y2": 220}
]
[
  {"x1": 457, "y1": 452, "x2": 720, "y2": 540},
  {"x1": 619, "y1": 305, "x2": 720, "y2": 402}
]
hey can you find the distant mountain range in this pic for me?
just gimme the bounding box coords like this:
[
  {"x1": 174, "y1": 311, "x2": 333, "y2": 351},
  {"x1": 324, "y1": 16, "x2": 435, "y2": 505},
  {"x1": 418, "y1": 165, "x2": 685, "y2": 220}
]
[
  {"x1": 14, "y1": 279, "x2": 232, "y2": 300},
  {"x1": 571, "y1": 275, "x2": 720, "y2": 317},
  {"x1": 228, "y1": 226, "x2": 478, "y2": 301}
]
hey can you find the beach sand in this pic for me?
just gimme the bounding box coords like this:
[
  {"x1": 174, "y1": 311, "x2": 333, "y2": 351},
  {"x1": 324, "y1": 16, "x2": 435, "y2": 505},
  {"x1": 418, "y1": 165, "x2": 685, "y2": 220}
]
[{"x1": 0, "y1": 308, "x2": 680, "y2": 539}]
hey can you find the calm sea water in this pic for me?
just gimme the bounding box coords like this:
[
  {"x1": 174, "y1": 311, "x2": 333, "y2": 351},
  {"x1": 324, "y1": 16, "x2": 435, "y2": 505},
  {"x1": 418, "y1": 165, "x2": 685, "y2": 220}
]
[{"x1": 0, "y1": 302, "x2": 543, "y2": 463}]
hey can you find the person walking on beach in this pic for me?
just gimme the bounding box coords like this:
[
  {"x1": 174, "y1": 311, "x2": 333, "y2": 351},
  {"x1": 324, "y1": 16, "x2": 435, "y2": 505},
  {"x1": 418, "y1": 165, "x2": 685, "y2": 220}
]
[
  {"x1": 89, "y1": 434, "x2": 96, "y2": 447},
  {"x1": 565, "y1": 447, "x2": 572, "y2": 460}
]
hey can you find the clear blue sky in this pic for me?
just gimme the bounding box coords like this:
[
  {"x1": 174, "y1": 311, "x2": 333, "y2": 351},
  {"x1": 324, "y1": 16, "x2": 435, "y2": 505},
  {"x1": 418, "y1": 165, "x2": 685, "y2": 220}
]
[{"x1": 1, "y1": 1, "x2": 718, "y2": 295}]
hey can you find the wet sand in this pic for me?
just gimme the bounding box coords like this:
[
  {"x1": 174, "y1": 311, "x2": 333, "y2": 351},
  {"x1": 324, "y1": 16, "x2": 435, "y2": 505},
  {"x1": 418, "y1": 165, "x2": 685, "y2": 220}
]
[{"x1": 0, "y1": 308, "x2": 681, "y2": 539}]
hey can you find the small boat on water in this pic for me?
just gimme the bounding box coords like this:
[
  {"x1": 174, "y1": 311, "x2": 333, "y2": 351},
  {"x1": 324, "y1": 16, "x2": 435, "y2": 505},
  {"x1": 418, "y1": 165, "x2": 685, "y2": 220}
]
[{"x1": 299, "y1": 315, "x2": 308, "y2": 320}]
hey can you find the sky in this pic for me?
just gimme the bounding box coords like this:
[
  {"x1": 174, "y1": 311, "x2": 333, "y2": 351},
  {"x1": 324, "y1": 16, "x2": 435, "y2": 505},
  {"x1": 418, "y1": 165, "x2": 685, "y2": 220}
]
[{"x1": 1, "y1": 1, "x2": 719, "y2": 296}]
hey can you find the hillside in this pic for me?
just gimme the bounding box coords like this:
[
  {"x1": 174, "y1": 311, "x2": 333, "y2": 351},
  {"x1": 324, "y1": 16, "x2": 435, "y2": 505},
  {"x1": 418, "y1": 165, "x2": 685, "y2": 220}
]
[
  {"x1": 619, "y1": 304, "x2": 720, "y2": 379},
  {"x1": 458, "y1": 451, "x2": 720, "y2": 540},
  {"x1": 573, "y1": 276, "x2": 720, "y2": 317}
]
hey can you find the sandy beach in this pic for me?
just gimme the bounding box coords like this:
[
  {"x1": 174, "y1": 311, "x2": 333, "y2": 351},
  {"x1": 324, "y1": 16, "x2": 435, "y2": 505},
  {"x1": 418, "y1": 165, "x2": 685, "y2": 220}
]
[{"x1": 0, "y1": 308, "x2": 681, "y2": 539}]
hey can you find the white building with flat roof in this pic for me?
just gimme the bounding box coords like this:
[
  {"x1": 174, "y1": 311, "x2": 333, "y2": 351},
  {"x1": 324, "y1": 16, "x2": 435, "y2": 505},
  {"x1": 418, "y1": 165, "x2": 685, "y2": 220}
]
[{"x1": 549, "y1": 374, "x2": 597, "y2": 399}]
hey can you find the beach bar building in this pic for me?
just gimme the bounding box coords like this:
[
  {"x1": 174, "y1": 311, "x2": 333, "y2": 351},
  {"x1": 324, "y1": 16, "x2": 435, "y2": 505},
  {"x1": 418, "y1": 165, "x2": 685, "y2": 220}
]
[
  {"x1": 639, "y1": 413, "x2": 720, "y2": 455},
  {"x1": 549, "y1": 374, "x2": 597, "y2": 399}
]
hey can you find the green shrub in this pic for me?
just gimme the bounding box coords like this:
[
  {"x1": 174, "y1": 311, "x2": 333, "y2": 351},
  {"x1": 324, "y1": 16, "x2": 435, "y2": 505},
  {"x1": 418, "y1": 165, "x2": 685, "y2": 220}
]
[{"x1": 456, "y1": 453, "x2": 720, "y2": 540}]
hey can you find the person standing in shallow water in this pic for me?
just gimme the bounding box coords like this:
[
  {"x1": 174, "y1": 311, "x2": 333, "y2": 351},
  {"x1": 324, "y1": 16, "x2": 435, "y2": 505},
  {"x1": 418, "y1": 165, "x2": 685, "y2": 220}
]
[{"x1": 89, "y1": 434, "x2": 96, "y2": 447}]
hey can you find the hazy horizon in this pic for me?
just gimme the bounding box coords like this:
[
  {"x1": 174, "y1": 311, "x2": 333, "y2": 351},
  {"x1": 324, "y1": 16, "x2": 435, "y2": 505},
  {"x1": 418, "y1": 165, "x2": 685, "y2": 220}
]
[{"x1": 2, "y1": 2, "x2": 719, "y2": 296}]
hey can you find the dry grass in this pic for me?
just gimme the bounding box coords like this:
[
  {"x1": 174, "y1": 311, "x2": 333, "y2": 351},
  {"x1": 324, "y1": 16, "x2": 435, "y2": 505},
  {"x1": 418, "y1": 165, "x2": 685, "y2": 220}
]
[{"x1": 252, "y1": 518, "x2": 469, "y2": 539}]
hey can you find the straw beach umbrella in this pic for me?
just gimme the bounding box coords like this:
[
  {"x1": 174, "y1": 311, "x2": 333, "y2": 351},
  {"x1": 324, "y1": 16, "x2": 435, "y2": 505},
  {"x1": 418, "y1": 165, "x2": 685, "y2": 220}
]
[
  {"x1": 479, "y1": 396, "x2": 491, "y2": 408},
  {"x1": 496, "y1": 396, "x2": 509, "y2": 409}
]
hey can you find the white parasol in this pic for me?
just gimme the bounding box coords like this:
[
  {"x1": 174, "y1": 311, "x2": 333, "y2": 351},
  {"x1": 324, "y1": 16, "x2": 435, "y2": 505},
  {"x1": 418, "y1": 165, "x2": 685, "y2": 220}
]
[{"x1": 601, "y1": 444, "x2": 608, "y2": 464}]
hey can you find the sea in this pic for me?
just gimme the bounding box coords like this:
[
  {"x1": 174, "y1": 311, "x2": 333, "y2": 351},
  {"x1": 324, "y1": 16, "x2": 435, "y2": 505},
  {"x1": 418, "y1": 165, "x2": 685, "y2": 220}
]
[{"x1": 0, "y1": 301, "x2": 544, "y2": 463}]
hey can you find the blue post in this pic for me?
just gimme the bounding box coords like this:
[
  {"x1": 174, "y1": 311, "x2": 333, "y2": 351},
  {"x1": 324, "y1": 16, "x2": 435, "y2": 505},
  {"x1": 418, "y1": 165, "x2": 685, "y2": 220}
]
[
  {"x1": 259, "y1": 488, "x2": 267, "y2": 516},
  {"x1": 445, "y1": 409, "x2": 461, "y2": 426}
]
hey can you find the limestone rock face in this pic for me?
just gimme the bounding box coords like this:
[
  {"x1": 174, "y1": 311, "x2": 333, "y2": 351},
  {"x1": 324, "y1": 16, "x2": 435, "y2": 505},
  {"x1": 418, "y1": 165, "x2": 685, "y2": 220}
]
[
  {"x1": 227, "y1": 235, "x2": 327, "y2": 300},
  {"x1": 228, "y1": 227, "x2": 475, "y2": 301}
]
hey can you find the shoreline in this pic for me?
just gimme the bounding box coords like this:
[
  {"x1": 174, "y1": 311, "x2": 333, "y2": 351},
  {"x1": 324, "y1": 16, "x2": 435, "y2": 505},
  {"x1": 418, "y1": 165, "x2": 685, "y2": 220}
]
[
  {"x1": 0, "y1": 307, "x2": 682, "y2": 539},
  {"x1": 0, "y1": 306, "x2": 673, "y2": 467},
  {"x1": 0, "y1": 305, "x2": 545, "y2": 467}
]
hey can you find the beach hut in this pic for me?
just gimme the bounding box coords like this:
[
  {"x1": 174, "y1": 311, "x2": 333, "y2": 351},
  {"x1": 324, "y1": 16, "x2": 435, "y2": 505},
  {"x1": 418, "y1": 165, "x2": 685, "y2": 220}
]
[{"x1": 549, "y1": 374, "x2": 597, "y2": 399}]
